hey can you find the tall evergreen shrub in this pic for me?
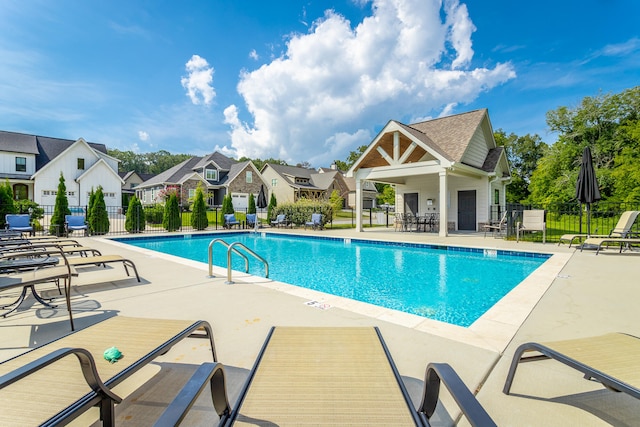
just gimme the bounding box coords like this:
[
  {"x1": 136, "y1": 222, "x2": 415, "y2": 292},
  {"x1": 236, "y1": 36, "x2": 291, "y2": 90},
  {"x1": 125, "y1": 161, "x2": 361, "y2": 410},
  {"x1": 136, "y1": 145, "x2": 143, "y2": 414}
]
[
  {"x1": 163, "y1": 193, "x2": 181, "y2": 232},
  {"x1": 267, "y1": 193, "x2": 277, "y2": 221},
  {"x1": 0, "y1": 181, "x2": 16, "y2": 228},
  {"x1": 89, "y1": 186, "x2": 110, "y2": 235},
  {"x1": 87, "y1": 188, "x2": 96, "y2": 233},
  {"x1": 248, "y1": 193, "x2": 256, "y2": 214},
  {"x1": 50, "y1": 173, "x2": 71, "y2": 236},
  {"x1": 221, "y1": 193, "x2": 234, "y2": 215},
  {"x1": 125, "y1": 196, "x2": 145, "y2": 233},
  {"x1": 190, "y1": 186, "x2": 208, "y2": 230}
]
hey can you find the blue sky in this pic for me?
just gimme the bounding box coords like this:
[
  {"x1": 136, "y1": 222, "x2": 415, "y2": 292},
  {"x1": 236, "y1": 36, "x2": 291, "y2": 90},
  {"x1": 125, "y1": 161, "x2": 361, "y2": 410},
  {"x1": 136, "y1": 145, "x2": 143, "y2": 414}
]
[{"x1": 1, "y1": 0, "x2": 638, "y2": 167}]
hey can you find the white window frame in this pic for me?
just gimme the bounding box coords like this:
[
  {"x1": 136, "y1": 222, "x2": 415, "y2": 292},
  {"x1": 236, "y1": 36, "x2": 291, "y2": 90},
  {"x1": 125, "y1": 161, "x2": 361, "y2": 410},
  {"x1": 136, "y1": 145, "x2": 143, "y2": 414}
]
[
  {"x1": 205, "y1": 168, "x2": 218, "y2": 181},
  {"x1": 246, "y1": 171, "x2": 253, "y2": 183}
]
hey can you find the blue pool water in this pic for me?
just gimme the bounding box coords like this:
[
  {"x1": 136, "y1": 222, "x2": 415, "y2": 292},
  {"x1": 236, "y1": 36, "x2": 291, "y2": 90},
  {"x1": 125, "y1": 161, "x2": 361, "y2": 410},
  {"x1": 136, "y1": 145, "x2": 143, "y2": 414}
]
[{"x1": 115, "y1": 233, "x2": 550, "y2": 327}]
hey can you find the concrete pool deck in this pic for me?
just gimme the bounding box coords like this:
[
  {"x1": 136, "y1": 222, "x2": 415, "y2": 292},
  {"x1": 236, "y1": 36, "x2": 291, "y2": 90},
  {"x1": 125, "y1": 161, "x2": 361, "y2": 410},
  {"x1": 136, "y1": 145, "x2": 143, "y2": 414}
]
[{"x1": 1, "y1": 228, "x2": 638, "y2": 425}]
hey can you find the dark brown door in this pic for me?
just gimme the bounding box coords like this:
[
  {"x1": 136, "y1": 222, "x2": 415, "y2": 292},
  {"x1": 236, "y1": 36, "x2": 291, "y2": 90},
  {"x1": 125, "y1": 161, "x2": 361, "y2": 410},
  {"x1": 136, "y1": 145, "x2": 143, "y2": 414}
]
[{"x1": 458, "y1": 190, "x2": 476, "y2": 230}]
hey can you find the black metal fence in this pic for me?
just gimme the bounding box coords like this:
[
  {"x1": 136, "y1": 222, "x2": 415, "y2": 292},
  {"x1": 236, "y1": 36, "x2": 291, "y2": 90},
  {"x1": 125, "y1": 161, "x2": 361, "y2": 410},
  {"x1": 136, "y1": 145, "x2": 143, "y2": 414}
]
[{"x1": 2, "y1": 202, "x2": 639, "y2": 242}]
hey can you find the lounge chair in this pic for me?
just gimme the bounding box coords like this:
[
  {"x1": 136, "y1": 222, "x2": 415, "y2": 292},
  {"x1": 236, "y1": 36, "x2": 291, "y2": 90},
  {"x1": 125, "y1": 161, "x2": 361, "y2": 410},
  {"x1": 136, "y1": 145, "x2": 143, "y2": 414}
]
[
  {"x1": 155, "y1": 326, "x2": 496, "y2": 426},
  {"x1": 0, "y1": 316, "x2": 217, "y2": 426},
  {"x1": 304, "y1": 213, "x2": 323, "y2": 230},
  {"x1": 580, "y1": 236, "x2": 640, "y2": 255},
  {"x1": 65, "y1": 254, "x2": 141, "y2": 282},
  {"x1": 65, "y1": 214, "x2": 89, "y2": 236},
  {"x1": 559, "y1": 210, "x2": 640, "y2": 247},
  {"x1": 271, "y1": 214, "x2": 289, "y2": 228},
  {"x1": 223, "y1": 214, "x2": 240, "y2": 229},
  {"x1": 484, "y1": 211, "x2": 508, "y2": 238},
  {"x1": 5, "y1": 214, "x2": 34, "y2": 236},
  {"x1": 246, "y1": 213, "x2": 257, "y2": 228},
  {"x1": 516, "y1": 209, "x2": 546, "y2": 243},
  {"x1": 0, "y1": 248, "x2": 75, "y2": 326},
  {"x1": 504, "y1": 333, "x2": 640, "y2": 400}
]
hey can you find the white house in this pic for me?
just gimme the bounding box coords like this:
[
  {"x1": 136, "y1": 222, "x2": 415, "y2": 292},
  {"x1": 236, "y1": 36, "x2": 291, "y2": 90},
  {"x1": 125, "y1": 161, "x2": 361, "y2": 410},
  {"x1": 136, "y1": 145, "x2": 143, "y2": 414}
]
[
  {"x1": 348, "y1": 109, "x2": 511, "y2": 236},
  {"x1": 0, "y1": 131, "x2": 123, "y2": 208}
]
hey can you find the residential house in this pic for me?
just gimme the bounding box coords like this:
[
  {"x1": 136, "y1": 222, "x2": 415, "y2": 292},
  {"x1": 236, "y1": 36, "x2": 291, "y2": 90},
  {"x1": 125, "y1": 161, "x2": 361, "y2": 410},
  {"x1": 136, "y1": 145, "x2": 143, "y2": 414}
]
[
  {"x1": 135, "y1": 151, "x2": 266, "y2": 210},
  {"x1": 317, "y1": 164, "x2": 379, "y2": 209},
  {"x1": 261, "y1": 163, "x2": 350, "y2": 205},
  {"x1": 348, "y1": 109, "x2": 511, "y2": 236},
  {"x1": 0, "y1": 131, "x2": 123, "y2": 208},
  {"x1": 120, "y1": 171, "x2": 155, "y2": 204}
]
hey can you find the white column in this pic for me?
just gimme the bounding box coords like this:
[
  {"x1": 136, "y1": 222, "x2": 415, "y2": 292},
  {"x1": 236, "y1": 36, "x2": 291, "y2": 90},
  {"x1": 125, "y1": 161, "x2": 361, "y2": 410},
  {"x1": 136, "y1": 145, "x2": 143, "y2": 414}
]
[
  {"x1": 355, "y1": 178, "x2": 363, "y2": 231},
  {"x1": 439, "y1": 171, "x2": 448, "y2": 237}
]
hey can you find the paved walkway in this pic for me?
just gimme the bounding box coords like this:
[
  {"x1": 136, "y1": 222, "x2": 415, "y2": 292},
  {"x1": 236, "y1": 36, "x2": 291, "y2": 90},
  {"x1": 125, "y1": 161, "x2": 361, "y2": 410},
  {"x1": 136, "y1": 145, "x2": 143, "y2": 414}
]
[{"x1": 0, "y1": 228, "x2": 638, "y2": 425}]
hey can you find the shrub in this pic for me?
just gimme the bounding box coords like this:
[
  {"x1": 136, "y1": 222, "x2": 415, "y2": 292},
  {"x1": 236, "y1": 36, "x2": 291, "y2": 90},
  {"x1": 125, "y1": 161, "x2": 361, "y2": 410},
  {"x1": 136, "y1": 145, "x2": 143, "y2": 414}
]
[
  {"x1": 248, "y1": 193, "x2": 256, "y2": 214},
  {"x1": 88, "y1": 186, "x2": 110, "y2": 235},
  {"x1": 221, "y1": 193, "x2": 234, "y2": 215},
  {"x1": 274, "y1": 199, "x2": 333, "y2": 227},
  {"x1": 267, "y1": 193, "x2": 277, "y2": 221},
  {"x1": 190, "y1": 186, "x2": 208, "y2": 230},
  {"x1": 163, "y1": 193, "x2": 181, "y2": 232},
  {"x1": 50, "y1": 173, "x2": 71, "y2": 236},
  {"x1": 125, "y1": 196, "x2": 145, "y2": 233},
  {"x1": 0, "y1": 181, "x2": 16, "y2": 228},
  {"x1": 144, "y1": 205, "x2": 164, "y2": 224}
]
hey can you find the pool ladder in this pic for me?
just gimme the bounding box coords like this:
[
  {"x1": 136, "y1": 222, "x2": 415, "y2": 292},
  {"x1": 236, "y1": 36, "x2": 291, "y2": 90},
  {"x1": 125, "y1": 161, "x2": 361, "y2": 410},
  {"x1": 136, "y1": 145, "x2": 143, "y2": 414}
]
[{"x1": 207, "y1": 238, "x2": 269, "y2": 284}]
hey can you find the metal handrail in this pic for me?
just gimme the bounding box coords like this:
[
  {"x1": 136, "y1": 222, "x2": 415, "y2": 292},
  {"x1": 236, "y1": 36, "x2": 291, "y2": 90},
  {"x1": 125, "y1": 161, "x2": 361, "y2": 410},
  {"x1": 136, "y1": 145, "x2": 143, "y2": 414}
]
[
  {"x1": 207, "y1": 239, "x2": 249, "y2": 277},
  {"x1": 226, "y1": 242, "x2": 269, "y2": 284}
]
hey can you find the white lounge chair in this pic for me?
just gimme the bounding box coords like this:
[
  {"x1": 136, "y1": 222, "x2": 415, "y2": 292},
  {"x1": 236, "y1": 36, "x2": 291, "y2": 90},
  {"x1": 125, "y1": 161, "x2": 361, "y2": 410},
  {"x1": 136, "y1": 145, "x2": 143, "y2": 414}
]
[{"x1": 559, "y1": 210, "x2": 640, "y2": 247}]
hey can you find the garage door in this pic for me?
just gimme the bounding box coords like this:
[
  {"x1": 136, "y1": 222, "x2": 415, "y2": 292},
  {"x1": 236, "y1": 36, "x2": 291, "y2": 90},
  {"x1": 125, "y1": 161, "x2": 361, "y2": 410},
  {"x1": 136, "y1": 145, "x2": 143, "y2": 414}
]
[{"x1": 231, "y1": 193, "x2": 248, "y2": 210}]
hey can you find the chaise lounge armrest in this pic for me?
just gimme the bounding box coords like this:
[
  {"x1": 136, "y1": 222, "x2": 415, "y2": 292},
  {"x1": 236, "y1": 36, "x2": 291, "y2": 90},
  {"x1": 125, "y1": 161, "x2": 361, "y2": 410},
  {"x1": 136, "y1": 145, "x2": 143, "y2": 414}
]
[
  {"x1": 153, "y1": 362, "x2": 230, "y2": 427},
  {"x1": 419, "y1": 362, "x2": 496, "y2": 427},
  {"x1": 0, "y1": 347, "x2": 122, "y2": 426}
]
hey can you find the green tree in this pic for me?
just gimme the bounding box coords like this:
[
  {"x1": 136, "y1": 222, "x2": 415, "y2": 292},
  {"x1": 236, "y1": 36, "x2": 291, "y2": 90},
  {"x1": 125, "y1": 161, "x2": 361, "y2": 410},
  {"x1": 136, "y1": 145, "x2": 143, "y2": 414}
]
[
  {"x1": 50, "y1": 173, "x2": 71, "y2": 236},
  {"x1": 86, "y1": 188, "x2": 96, "y2": 233},
  {"x1": 125, "y1": 196, "x2": 145, "y2": 233},
  {"x1": 162, "y1": 193, "x2": 181, "y2": 232},
  {"x1": 377, "y1": 185, "x2": 396, "y2": 205},
  {"x1": 0, "y1": 181, "x2": 16, "y2": 228},
  {"x1": 494, "y1": 130, "x2": 546, "y2": 203},
  {"x1": 238, "y1": 157, "x2": 288, "y2": 172},
  {"x1": 190, "y1": 185, "x2": 208, "y2": 230},
  {"x1": 334, "y1": 145, "x2": 368, "y2": 171},
  {"x1": 267, "y1": 193, "x2": 277, "y2": 221},
  {"x1": 89, "y1": 186, "x2": 110, "y2": 235},
  {"x1": 221, "y1": 193, "x2": 234, "y2": 215},
  {"x1": 248, "y1": 193, "x2": 256, "y2": 214},
  {"x1": 328, "y1": 189, "x2": 343, "y2": 219}
]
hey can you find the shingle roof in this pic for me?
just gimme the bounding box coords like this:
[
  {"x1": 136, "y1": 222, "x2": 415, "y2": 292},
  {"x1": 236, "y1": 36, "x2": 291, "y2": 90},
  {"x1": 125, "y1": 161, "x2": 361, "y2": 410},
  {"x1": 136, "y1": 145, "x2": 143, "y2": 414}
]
[
  {"x1": 0, "y1": 131, "x2": 39, "y2": 154},
  {"x1": 0, "y1": 130, "x2": 109, "y2": 171},
  {"x1": 138, "y1": 151, "x2": 239, "y2": 188},
  {"x1": 407, "y1": 109, "x2": 487, "y2": 162}
]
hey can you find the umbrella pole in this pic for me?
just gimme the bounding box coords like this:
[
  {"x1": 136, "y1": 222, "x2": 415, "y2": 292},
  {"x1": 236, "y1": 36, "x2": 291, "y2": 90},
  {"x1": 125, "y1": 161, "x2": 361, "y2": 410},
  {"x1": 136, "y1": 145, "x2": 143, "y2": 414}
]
[{"x1": 586, "y1": 203, "x2": 591, "y2": 237}]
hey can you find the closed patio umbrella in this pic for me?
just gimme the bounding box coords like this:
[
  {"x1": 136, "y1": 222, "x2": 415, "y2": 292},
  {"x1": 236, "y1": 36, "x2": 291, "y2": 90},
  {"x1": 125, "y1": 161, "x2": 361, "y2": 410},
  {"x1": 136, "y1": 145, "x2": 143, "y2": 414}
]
[
  {"x1": 575, "y1": 146, "x2": 600, "y2": 235},
  {"x1": 256, "y1": 185, "x2": 268, "y2": 230}
]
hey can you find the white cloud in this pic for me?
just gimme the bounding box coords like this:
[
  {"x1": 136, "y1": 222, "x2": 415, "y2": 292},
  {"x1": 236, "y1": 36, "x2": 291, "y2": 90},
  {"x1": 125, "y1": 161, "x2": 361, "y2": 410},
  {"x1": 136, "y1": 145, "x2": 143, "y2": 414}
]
[
  {"x1": 138, "y1": 130, "x2": 149, "y2": 141},
  {"x1": 181, "y1": 54, "x2": 216, "y2": 105},
  {"x1": 224, "y1": 0, "x2": 514, "y2": 166},
  {"x1": 249, "y1": 49, "x2": 259, "y2": 60}
]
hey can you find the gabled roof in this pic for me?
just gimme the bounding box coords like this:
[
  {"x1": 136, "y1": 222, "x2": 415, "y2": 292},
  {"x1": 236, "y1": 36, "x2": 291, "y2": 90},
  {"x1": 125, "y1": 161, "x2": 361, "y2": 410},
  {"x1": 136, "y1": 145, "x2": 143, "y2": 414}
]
[
  {"x1": 0, "y1": 131, "x2": 39, "y2": 154},
  {"x1": 407, "y1": 109, "x2": 488, "y2": 162},
  {"x1": 266, "y1": 163, "x2": 315, "y2": 180},
  {"x1": 119, "y1": 171, "x2": 156, "y2": 182},
  {"x1": 0, "y1": 131, "x2": 108, "y2": 170},
  {"x1": 77, "y1": 158, "x2": 125, "y2": 184},
  {"x1": 265, "y1": 163, "x2": 343, "y2": 191},
  {"x1": 138, "y1": 151, "x2": 239, "y2": 188}
]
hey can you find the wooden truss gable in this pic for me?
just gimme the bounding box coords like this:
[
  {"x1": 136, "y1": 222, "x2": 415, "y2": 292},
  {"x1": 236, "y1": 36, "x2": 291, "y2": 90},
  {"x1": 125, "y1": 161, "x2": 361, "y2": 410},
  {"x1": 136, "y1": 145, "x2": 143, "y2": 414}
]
[{"x1": 356, "y1": 130, "x2": 436, "y2": 169}]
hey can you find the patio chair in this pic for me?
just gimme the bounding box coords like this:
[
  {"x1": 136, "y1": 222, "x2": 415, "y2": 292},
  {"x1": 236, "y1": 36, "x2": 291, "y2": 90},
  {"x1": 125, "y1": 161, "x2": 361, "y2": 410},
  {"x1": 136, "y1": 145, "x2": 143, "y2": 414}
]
[
  {"x1": 559, "y1": 210, "x2": 640, "y2": 248},
  {"x1": 4, "y1": 214, "x2": 34, "y2": 236},
  {"x1": 64, "y1": 215, "x2": 88, "y2": 237},
  {"x1": 504, "y1": 333, "x2": 640, "y2": 400},
  {"x1": 271, "y1": 214, "x2": 289, "y2": 228},
  {"x1": 484, "y1": 211, "x2": 508, "y2": 238},
  {"x1": 393, "y1": 213, "x2": 404, "y2": 231},
  {"x1": 155, "y1": 326, "x2": 496, "y2": 426},
  {"x1": 246, "y1": 213, "x2": 257, "y2": 228},
  {"x1": 516, "y1": 209, "x2": 546, "y2": 243},
  {"x1": 304, "y1": 213, "x2": 323, "y2": 230},
  {"x1": 223, "y1": 214, "x2": 240, "y2": 229},
  {"x1": 580, "y1": 236, "x2": 640, "y2": 255}
]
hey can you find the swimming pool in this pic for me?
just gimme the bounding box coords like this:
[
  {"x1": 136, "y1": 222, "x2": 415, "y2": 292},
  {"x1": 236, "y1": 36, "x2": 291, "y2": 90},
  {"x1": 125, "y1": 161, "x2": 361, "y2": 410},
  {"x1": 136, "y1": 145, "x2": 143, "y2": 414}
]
[{"x1": 115, "y1": 233, "x2": 549, "y2": 327}]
